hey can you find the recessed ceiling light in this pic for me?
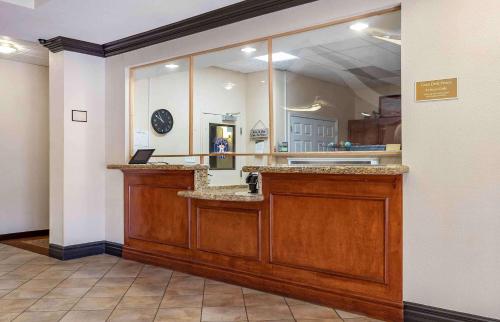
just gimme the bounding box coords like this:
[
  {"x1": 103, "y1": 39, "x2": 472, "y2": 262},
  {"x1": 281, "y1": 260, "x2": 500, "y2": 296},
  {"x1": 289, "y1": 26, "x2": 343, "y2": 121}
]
[
  {"x1": 0, "y1": 43, "x2": 17, "y2": 54},
  {"x1": 350, "y1": 22, "x2": 369, "y2": 31},
  {"x1": 164, "y1": 64, "x2": 179, "y2": 69},
  {"x1": 224, "y1": 82, "x2": 235, "y2": 90},
  {"x1": 241, "y1": 47, "x2": 256, "y2": 53},
  {"x1": 254, "y1": 52, "x2": 299, "y2": 62}
]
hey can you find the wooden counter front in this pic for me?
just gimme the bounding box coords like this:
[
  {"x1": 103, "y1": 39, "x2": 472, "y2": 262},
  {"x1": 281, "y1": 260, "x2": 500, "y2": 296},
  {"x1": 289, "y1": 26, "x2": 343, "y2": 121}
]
[{"x1": 121, "y1": 170, "x2": 402, "y2": 321}]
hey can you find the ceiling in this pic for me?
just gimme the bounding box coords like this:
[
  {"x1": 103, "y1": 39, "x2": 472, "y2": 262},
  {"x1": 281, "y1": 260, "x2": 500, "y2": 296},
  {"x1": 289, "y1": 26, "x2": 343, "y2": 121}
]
[
  {"x1": 0, "y1": 35, "x2": 48, "y2": 66},
  {"x1": 0, "y1": 0, "x2": 242, "y2": 44}
]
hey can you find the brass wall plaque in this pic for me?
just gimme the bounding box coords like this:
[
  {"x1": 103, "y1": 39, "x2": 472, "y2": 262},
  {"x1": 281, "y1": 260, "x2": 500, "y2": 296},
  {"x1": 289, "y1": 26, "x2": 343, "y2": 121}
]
[{"x1": 415, "y1": 78, "x2": 458, "y2": 101}]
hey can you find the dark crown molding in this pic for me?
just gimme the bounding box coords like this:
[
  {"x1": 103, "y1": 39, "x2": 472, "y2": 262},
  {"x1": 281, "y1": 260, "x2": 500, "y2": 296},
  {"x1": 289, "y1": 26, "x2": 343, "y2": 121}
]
[
  {"x1": 39, "y1": 0, "x2": 318, "y2": 57},
  {"x1": 39, "y1": 37, "x2": 104, "y2": 57}
]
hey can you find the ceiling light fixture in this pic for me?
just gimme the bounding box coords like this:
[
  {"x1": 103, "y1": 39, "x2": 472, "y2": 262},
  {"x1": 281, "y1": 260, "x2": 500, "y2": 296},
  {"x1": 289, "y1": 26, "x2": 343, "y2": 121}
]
[
  {"x1": 224, "y1": 82, "x2": 235, "y2": 90},
  {"x1": 0, "y1": 43, "x2": 17, "y2": 54},
  {"x1": 241, "y1": 47, "x2": 256, "y2": 53},
  {"x1": 286, "y1": 103, "x2": 323, "y2": 112},
  {"x1": 164, "y1": 64, "x2": 179, "y2": 69},
  {"x1": 350, "y1": 22, "x2": 369, "y2": 31},
  {"x1": 254, "y1": 52, "x2": 299, "y2": 62}
]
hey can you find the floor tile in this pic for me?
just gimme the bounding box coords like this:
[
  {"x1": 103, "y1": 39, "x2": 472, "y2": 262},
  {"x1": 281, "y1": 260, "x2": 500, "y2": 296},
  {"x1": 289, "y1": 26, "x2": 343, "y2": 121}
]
[
  {"x1": 243, "y1": 293, "x2": 286, "y2": 307},
  {"x1": 73, "y1": 296, "x2": 121, "y2": 310},
  {"x1": 335, "y1": 309, "x2": 366, "y2": 319},
  {"x1": 0, "y1": 299, "x2": 37, "y2": 313},
  {"x1": 118, "y1": 296, "x2": 162, "y2": 309},
  {"x1": 204, "y1": 293, "x2": 244, "y2": 307},
  {"x1": 26, "y1": 297, "x2": 78, "y2": 311},
  {"x1": 289, "y1": 304, "x2": 339, "y2": 320},
  {"x1": 155, "y1": 308, "x2": 201, "y2": 321},
  {"x1": 0, "y1": 280, "x2": 25, "y2": 290},
  {"x1": 19, "y1": 279, "x2": 62, "y2": 289},
  {"x1": 204, "y1": 283, "x2": 242, "y2": 295},
  {"x1": 12, "y1": 310, "x2": 66, "y2": 322},
  {"x1": 160, "y1": 294, "x2": 203, "y2": 308},
  {"x1": 125, "y1": 283, "x2": 165, "y2": 297},
  {"x1": 95, "y1": 277, "x2": 135, "y2": 287},
  {"x1": 0, "y1": 312, "x2": 20, "y2": 321},
  {"x1": 246, "y1": 304, "x2": 293, "y2": 321},
  {"x1": 108, "y1": 308, "x2": 158, "y2": 322},
  {"x1": 2, "y1": 288, "x2": 49, "y2": 299},
  {"x1": 202, "y1": 306, "x2": 247, "y2": 321},
  {"x1": 57, "y1": 278, "x2": 98, "y2": 288},
  {"x1": 44, "y1": 287, "x2": 90, "y2": 298},
  {"x1": 85, "y1": 285, "x2": 129, "y2": 298},
  {"x1": 60, "y1": 310, "x2": 113, "y2": 322}
]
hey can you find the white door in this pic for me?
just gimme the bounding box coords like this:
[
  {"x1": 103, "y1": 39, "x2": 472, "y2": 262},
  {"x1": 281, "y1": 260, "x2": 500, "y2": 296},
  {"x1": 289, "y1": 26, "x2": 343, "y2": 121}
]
[{"x1": 289, "y1": 115, "x2": 338, "y2": 152}]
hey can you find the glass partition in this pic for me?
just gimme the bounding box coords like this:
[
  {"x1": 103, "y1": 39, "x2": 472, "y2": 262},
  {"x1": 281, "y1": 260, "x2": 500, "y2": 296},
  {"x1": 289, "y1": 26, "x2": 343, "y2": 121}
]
[
  {"x1": 192, "y1": 41, "x2": 270, "y2": 156},
  {"x1": 272, "y1": 11, "x2": 401, "y2": 153},
  {"x1": 130, "y1": 58, "x2": 190, "y2": 155}
]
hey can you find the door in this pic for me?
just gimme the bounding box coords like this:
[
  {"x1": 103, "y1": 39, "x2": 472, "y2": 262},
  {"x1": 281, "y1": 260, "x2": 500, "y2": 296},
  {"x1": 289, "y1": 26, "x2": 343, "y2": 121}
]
[{"x1": 289, "y1": 115, "x2": 338, "y2": 152}]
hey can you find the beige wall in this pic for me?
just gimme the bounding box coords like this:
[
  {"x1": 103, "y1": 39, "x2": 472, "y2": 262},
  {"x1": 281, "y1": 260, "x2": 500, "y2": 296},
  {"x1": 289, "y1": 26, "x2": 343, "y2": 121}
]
[
  {"x1": 0, "y1": 58, "x2": 49, "y2": 235},
  {"x1": 402, "y1": 0, "x2": 500, "y2": 319}
]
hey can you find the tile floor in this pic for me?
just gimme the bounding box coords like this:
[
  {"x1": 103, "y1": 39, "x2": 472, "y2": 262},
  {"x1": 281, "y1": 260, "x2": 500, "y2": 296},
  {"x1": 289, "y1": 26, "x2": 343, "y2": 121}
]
[{"x1": 0, "y1": 243, "x2": 384, "y2": 322}]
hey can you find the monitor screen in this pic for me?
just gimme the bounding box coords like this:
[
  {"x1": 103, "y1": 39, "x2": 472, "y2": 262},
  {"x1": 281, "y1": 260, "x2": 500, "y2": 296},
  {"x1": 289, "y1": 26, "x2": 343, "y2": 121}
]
[{"x1": 129, "y1": 149, "x2": 155, "y2": 164}]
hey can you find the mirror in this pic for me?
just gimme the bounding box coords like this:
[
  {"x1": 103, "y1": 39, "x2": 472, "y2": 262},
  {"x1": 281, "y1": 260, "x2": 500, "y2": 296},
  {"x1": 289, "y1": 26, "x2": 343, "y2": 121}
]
[
  {"x1": 131, "y1": 58, "x2": 190, "y2": 155},
  {"x1": 272, "y1": 11, "x2": 401, "y2": 152}
]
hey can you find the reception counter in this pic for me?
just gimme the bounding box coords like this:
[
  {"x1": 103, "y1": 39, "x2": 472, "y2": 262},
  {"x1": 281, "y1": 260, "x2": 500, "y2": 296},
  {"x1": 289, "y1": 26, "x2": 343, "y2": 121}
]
[{"x1": 108, "y1": 163, "x2": 407, "y2": 321}]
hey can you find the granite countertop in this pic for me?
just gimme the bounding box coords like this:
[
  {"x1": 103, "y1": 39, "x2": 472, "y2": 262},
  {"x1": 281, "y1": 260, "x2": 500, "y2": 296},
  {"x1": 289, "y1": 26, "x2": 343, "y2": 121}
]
[
  {"x1": 242, "y1": 164, "x2": 409, "y2": 175},
  {"x1": 178, "y1": 185, "x2": 263, "y2": 202},
  {"x1": 107, "y1": 164, "x2": 209, "y2": 170}
]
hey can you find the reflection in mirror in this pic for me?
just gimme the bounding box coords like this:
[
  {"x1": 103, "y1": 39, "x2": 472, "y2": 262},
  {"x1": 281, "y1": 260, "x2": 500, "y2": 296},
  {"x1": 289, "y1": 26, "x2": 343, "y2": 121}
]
[
  {"x1": 272, "y1": 11, "x2": 401, "y2": 153},
  {"x1": 131, "y1": 58, "x2": 189, "y2": 155},
  {"x1": 193, "y1": 41, "x2": 270, "y2": 184}
]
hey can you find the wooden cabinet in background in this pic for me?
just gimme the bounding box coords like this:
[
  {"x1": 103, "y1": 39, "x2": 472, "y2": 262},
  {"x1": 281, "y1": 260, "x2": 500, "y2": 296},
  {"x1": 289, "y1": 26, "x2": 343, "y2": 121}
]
[
  {"x1": 348, "y1": 95, "x2": 401, "y2": 145},
  {"x1": 348, "y1": 119, "x2": 380, "y2": 145}
]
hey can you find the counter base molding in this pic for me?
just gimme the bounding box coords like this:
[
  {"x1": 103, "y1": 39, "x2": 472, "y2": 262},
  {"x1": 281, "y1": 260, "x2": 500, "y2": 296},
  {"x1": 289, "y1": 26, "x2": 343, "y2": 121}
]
[{"x1": 121, "y1": 169, "x2": 403, "y2": 322}]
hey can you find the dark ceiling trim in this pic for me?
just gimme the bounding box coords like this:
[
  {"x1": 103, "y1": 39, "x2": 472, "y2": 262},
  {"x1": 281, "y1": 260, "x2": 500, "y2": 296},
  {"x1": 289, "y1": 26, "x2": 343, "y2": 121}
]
[
  {"x1": 39, "y1": 37, "x2": 104, "y2": 57},
  {"x1": 39, "y1": 0, "x2": 318, "y2": 57}
]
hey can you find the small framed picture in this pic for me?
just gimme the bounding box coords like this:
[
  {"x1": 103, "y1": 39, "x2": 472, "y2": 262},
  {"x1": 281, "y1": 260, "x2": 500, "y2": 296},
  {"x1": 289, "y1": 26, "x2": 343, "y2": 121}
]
[{"x1": 72, "y1": 110, "x2": 87, "y2": 122}]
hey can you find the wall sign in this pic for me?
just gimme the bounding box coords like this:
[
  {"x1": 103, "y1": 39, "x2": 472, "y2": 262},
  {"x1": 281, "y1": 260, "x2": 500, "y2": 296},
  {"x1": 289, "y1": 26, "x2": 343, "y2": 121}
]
[
  {"x1": 415, "y1": 78, "x2": 458, "y2": 101},
  {"x1": 72, "y1": 110, "x2": 87, "y2": 122}
]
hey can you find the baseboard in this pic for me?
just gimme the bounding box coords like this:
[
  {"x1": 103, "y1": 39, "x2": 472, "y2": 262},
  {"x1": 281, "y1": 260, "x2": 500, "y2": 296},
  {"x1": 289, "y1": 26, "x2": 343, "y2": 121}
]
[
  {"x1": 49, "y1": 241, "x2": 105, "y2": 260},
  {"x1": 48, "y1": 240, "x2": 123, "y2": 260},
  {"x1": 104, "y1": 241, "x2": 123, "y2": 257},
  {"x1": 404, "y1": 302, "x2": 500, "y2": 322},
  {"x1": 0, "y1": 229, "x2": 49, "y2": 241}
]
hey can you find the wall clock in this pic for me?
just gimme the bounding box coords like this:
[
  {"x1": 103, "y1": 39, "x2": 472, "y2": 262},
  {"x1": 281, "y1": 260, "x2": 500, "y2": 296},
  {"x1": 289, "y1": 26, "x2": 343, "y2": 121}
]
[{"x1": 151, "y1": 109, "x2": 174, "y2": 134}]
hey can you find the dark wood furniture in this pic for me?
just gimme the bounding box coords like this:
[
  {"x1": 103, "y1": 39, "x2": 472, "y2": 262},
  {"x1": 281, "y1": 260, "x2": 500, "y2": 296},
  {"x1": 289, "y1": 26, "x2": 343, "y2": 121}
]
[
  {"x1": 348, "y1": 95, "x2": 401, "y2": 145},
  {"x1": 121, "y1": 169, "x2": 403, "y2": 322}
]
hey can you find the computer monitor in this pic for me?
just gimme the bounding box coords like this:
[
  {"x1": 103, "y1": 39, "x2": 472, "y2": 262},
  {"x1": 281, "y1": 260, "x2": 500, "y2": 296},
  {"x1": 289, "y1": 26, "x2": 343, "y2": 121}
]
[{"x1": 129, "y1": 149, "x2": 155, "y2": 164}]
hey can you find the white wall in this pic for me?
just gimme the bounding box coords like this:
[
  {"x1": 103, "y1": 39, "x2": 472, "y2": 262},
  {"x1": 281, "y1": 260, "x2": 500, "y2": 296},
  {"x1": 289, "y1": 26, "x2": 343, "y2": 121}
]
[
  {"x1": 50, "y1": 51, "x2": 106, "y2": 246},
  {"x1": 104, "y1": 0, "x2": 401, "y2": 240},
  {"x1": 402, "y1": 0, "x2": 500, "y2": 319},
  {"x1": 0, "y1": 58, "x2": 49, "y2": 235}
]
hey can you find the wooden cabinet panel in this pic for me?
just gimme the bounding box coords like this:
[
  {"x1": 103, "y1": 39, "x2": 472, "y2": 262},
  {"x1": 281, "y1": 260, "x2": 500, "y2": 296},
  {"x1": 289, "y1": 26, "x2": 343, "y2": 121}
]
[
  {"x1": 128, "y1": 185, "x2": 190, "y2": 247},
  {"x1": 270, "y1": 193, "x2": 386, "y2": 283},
  {"x1": 124, "y1": 170, "x2": 194, "y2": 250},
  {"x1": 348, "y1": 119, "x2": 379, "y2": 145},
  {"x1": 195, "y1": 206, "x2": 261, "y2": 260}
]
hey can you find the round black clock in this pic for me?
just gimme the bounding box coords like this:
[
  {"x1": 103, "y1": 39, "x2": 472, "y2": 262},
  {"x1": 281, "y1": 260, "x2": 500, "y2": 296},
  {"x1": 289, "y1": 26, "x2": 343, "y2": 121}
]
[{"x1": 151, "y1": 109, "x2": 174, "y2": 134}]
